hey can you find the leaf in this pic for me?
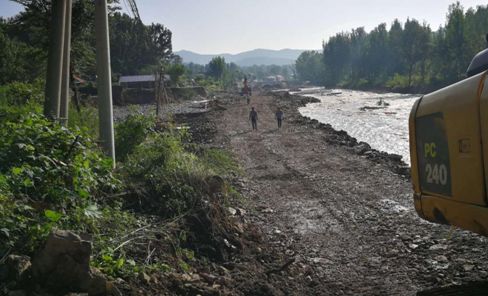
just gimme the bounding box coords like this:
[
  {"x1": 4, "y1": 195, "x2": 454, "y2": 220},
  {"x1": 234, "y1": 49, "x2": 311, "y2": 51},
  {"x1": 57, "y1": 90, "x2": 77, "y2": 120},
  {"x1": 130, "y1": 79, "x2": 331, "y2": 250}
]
[
  {"x1": 84, "y1": 204, "x2": 101, "y2": 219},
  {"x1": 116, "y1": 258, "x2": 125, "y2": 269},
  {"x1": 0, "y1": 228, "x2": 9, "y2": 237},
  {"x1": 22, "y1": 178, "x2": 33, "y2": 187},
  {"x1": 11, "y1": 167, "x2": 22, "y2": 176},
  {"x1": 79, "y1": 189, "x2": 90, "y2": 199},
  {"x1": 44, "y1": 209, "x2": 62, "y2": 222}
]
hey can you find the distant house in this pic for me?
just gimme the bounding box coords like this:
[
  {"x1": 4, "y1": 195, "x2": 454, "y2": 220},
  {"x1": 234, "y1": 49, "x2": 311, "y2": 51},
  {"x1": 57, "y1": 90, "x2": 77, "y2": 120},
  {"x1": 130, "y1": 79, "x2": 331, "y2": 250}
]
[
  {"x1": 263, "y1": 75, "x2": 286, "y2": 84},
  {"x1": 119, "y1": 74, "x2": 170, "y2": 89},
  {"x1": 119, "y1": 75, "x2": 155, "y2": 89}
]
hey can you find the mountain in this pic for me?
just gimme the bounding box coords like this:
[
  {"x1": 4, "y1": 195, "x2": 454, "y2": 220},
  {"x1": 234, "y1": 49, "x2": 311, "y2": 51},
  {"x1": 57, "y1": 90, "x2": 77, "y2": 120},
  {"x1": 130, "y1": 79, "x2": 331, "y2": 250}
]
[{"x1": 175, "y1": 48, "x2": 306, "y2": 66}]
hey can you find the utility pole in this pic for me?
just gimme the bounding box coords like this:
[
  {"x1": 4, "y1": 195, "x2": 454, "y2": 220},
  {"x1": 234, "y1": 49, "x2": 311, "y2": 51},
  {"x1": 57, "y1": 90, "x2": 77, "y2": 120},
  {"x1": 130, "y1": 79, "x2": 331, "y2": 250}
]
[
  {"x1": 60, "y1": 0, "x2": 73, "y2": 125},
  {"x1": 95, "y1": 0, "x2": 116, "y2": 167},
  {"x1": 44, "y1": 0, "x2": 67, "y2": 119}
]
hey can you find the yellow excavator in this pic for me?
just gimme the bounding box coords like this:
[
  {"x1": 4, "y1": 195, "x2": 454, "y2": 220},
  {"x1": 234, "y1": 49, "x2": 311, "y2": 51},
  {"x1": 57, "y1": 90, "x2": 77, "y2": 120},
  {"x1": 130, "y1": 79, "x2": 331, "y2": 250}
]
[{"x1": 409, "y1": 35, "x2": 488, "y2": 236}]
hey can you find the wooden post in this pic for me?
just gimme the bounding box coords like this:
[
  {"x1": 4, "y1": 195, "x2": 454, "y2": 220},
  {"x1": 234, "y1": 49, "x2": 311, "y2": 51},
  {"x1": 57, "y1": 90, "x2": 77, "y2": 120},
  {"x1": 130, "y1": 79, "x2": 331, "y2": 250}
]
[
  {"x1": 44, "y1": 0, "x2": 67, "y2": 119},
  {"x1": 95, "y1": 0, "x2": 116, "y2": 167}
]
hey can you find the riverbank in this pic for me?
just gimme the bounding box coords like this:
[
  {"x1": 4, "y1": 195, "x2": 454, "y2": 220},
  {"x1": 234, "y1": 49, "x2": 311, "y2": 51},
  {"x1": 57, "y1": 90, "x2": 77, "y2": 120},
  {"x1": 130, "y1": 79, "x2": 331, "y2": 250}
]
[
  {"x1": 176, "y1": 91, "x2": 488, "y2": 295},
  {"x1": 294, "y1": 88, "x2": 419, "y2": 164}
]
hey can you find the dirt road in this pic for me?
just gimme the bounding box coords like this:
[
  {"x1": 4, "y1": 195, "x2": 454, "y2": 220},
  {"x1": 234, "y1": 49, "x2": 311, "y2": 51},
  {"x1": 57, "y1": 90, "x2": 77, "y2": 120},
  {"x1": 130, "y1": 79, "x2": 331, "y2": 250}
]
[{"x1": 205, "y1": 93, "x2": 488, "y2": 295}]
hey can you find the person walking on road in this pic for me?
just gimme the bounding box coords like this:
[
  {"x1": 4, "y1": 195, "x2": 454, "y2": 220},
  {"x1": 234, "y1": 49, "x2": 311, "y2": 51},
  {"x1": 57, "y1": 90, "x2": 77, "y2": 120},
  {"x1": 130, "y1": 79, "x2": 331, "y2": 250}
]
[
  {"x1": 249, "y1": 107, "x2": 258, "y2": 130},
  {"x1": 275, "y1": 108, "x2": 284, "y2": 129}
]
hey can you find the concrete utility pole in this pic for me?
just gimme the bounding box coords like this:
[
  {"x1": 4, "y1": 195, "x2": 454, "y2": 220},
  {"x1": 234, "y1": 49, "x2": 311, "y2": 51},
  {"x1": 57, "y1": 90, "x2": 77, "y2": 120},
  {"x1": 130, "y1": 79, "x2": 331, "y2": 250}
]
[
  {"x1": 60, "y1": 0, "x2": 73, "y2": 125},
  {"x1": 44, "y1": 0, "x2": 67, "y2": 119},
  {"x1": 95, "y1": 0, "x2": 116, "y2": 167}
]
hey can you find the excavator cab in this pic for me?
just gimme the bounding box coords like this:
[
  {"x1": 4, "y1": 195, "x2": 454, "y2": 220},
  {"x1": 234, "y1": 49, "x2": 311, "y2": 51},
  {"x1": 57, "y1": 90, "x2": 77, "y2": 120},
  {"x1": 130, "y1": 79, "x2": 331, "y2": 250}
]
[{"x1": 409, "y1": 35, "x2": 488, "y2": 236}]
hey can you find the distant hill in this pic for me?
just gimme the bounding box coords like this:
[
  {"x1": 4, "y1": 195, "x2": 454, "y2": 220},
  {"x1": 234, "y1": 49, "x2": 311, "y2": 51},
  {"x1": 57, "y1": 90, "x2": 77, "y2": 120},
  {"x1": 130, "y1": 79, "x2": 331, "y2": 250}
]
[{"x1": 175, "y1": 48, "x2": 306, "y2": 66}]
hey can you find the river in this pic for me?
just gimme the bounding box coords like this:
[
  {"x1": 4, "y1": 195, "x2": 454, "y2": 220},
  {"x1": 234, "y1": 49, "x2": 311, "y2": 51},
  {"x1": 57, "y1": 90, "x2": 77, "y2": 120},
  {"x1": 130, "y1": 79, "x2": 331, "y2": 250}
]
[{"x1": 296, "y1": 88, "x2": 420, "y2": 165}]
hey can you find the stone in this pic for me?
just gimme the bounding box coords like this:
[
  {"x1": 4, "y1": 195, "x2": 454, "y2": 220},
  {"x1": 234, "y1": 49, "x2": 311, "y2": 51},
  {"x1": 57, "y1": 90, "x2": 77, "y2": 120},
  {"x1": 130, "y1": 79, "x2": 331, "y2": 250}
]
[
  {"x1": 464, "y1": 264, "x2": 475, "y2": 272},
  {"x1": 408, "y1": 243, "x2": 419, "y2": 250},
  {"x1": 227, "y1": 207, "x2": 237, "y2": 215},
  {"x1": 388, "y1": 154, "x2": 403, "y2": 161},
  {"x1": 353, "y1": 143, "x2": 371, "y2": 155},
  {"x1": 429, "y1": 244, "x2": 448, "y2": 250},
  {"x1": 31, "y1": 230, "x2": 107, "y2": 295},
  {"x1": 236, "y1": 208, "x2": 246, "y2": 216},
  {"x1": 139, "y1": 272, "x2": 151, "y2": 285},
  {"x1": 4, "y1": 255, "x2": 31, "y2": 282}
]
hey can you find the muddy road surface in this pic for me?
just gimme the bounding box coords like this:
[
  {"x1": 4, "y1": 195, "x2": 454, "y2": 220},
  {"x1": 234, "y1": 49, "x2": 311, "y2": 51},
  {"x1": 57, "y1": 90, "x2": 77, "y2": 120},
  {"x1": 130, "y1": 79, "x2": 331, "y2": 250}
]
[{"x1": 202, "y1": 93, "x2": 488, "y2": 295}]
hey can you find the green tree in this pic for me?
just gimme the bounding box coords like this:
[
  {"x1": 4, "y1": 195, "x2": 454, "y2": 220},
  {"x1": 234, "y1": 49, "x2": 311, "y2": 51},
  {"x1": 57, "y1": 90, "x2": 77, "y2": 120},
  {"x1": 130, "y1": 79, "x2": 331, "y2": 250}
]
[
  {"x1": 444, "y1": 2, "x2": 468, "y2": 82},
  {"x1": 295, "y1": 51, "x2": 324, "y2": 84},
  {"x1": 401, "y1": 19, "x2": 431, "y2": 87},
  {"x1": 206, "y1": 56, "x2": 226, "y2": 79}
]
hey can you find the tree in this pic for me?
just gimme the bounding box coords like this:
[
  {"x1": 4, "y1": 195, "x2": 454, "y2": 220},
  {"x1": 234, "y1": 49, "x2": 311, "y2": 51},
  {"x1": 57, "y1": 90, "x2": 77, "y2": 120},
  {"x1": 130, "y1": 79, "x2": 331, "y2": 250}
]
[
  {"x1": 206, "y1": 56, "x2": 226, "y2": 79},
  {"x1": 444, "y1": 2, "x2": 468, "y2": 82},
  {"x1": 295, "y1": 51, "x2": 323, "y2": 84},
  {"x1": 401, "y1": 19, "x2": 431, "y2": 87},
  {"x1": 322, "y1": 32, "x2": 352, "y2": 86},
  {"x1": 166, "y1": 63, "x2": 185, "y2": 85},
  {"x1": 361, "y1": 23, "x2": 389, "y2": 83}
]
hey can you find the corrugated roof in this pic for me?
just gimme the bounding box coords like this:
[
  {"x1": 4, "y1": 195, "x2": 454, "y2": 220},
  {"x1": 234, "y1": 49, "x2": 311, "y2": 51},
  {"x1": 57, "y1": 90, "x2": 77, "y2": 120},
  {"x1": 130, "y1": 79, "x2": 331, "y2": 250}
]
[{"x1": 119, "y1": 75, "x2": 156, "y2": 83}]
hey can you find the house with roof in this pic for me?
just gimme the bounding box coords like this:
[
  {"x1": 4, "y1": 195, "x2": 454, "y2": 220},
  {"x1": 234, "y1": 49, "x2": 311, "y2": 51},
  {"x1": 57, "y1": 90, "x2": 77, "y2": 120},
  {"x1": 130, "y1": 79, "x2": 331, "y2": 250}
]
[{"x1": 118, "y1": 74, "x2": 170, "y2": 89}]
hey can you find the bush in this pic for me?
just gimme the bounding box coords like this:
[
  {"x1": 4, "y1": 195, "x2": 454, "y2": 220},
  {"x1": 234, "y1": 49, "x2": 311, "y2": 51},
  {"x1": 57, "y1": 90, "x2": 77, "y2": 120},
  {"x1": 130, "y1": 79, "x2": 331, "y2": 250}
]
[
  {"x1": 0, "y1": 81, "x2": 43, "y2": 106},
  {"x1": 386, "y1": 73, "x2": 410, "y2": 90},
  {"x1": 68, "y1": 105, "x2": 100, "y2": 140},
  {"x1": 115, "y1": 113, "x2": 155, "y2": 162},
  {"x1": 200, "y1": 148, "x2": 241, "y2": 176},
  {"x1": 0, "y1": 113, "x2": 118, "y2": 254},
  {"x1": 122, "y1": 129, "x2": 210, "y2": 217}
]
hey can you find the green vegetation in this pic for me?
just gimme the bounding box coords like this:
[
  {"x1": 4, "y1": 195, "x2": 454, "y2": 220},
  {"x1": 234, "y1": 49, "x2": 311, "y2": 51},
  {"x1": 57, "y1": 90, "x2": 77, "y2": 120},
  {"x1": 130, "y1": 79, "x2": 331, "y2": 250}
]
[
  {"x1": 185, "y1": 59, "x2": 295, "y2": 91},
  {"x1": 295, "y1": 2, "x2": 488, "y2": 92},
  {"x1": 0, "y1": 111, "x2": 118, "y2": 254},
  {"x1": 0, "y1": 1, "x2": 175, "y2": 85},
  {"x1": 0, "y1": 82, "x2": 242, "y2": 282},
  {"x1": 0, "y1": 2, "x2": 245, "y2": 291}
]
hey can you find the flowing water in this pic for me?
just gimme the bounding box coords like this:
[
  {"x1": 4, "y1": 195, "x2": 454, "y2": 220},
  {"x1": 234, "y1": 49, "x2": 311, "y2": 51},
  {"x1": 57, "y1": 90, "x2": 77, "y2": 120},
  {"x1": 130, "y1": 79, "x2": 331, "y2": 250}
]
[{"x1": 296, "y1": 88, "x2": 420, "y2": 165}]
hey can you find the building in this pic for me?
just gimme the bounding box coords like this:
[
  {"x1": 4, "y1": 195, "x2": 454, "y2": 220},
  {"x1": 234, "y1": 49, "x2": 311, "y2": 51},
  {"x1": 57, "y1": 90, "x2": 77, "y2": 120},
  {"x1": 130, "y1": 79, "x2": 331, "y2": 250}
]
[{"x1": 119, "y1": 75, "x2": 156, "y2": 89}]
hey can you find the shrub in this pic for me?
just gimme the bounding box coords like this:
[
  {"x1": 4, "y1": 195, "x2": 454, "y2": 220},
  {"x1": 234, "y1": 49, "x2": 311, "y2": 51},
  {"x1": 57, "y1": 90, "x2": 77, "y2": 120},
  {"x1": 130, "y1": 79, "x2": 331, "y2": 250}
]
[
  {"x1": 122, "y1": 130, "x2": 205, "y2": 217},
  {"x1": 115, "y1": 113, "x2": 155, "y2": 162},
  {"x1": 68, "y1": 105, "x2": 100, "y2": 140},
  {"x1": 386, "y1": 73, "x2": 410, "y2": 90},
  {"x1": 200, "y1": 148, "x2": 241, "y2": 176},
  {"x1": 0, "y1": 81, "x2": 43, "y2": 106},
  {"x1": 0, "y1": 113, "x2": 119, "y2": 254}
]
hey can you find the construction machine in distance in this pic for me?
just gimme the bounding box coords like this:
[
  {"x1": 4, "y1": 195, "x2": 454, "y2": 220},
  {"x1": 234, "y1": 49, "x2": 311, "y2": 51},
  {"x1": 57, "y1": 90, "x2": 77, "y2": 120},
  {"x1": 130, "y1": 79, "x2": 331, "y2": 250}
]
[{"x1": 409, "y1": 35, "x2": 488, "y2": 236}]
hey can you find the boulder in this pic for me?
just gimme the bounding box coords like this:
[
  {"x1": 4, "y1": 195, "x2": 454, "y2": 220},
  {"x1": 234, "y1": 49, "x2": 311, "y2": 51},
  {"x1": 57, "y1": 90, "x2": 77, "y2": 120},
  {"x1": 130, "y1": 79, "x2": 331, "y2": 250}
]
[
  {"x1": 4, "y1": 255, "x2": 31, "y2": 282},
  {"x1": 354, "y1": 142, "x2": 371, "y2": 155},
  {"x1": 31, "y1": 230, "x2": 107, "y2": 295}
]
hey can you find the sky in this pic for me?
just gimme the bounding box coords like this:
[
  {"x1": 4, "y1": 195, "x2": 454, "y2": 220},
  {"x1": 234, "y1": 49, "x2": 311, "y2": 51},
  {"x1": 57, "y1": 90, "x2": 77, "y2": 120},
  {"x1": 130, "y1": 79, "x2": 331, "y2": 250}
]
[{"x1": 1, "y1": 0, "x2": 487, "y2": 54}]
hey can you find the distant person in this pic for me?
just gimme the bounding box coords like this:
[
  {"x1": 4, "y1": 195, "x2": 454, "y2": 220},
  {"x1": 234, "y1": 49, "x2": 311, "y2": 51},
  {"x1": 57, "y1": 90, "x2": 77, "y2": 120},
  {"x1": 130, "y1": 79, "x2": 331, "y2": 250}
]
[
  {"x1": 275, "y1": 108, "x2": 284, "y2": 128},
  {"x1": 249, "y1": 107, "x2": 258, "y2": 130}
]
